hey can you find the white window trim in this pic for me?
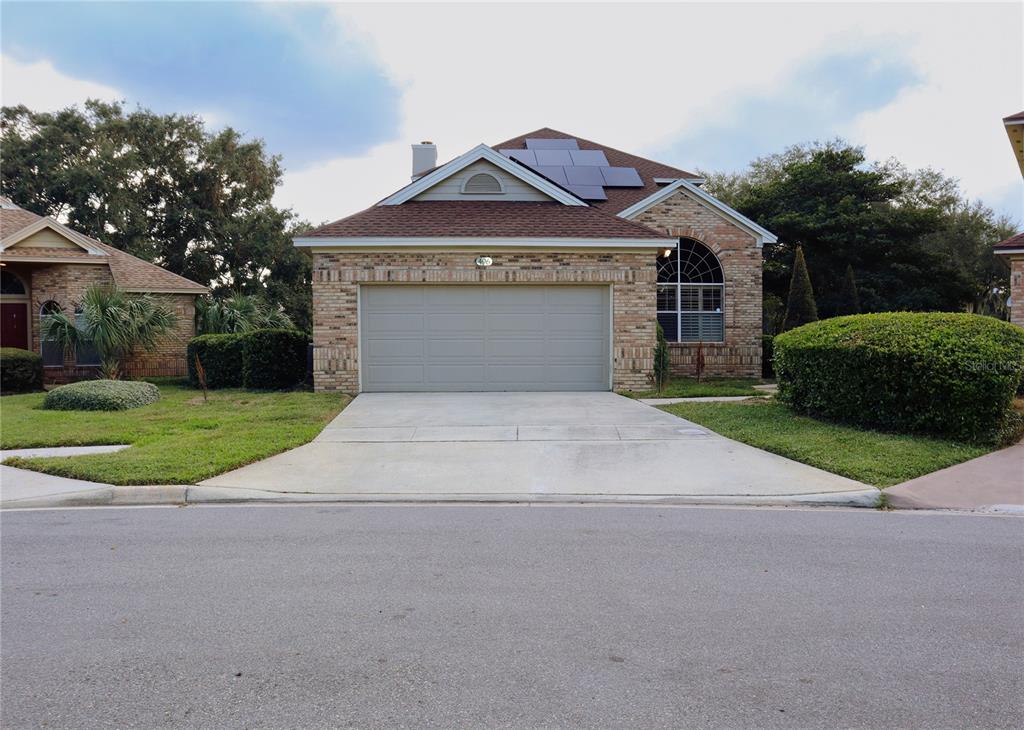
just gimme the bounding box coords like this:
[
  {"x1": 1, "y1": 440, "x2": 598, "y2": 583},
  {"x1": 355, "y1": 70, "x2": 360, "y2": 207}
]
[
  {"x1": 460, "y1": 172, "x2": 505, "y2": 195},
  {"x1": 378, "y1": 144, "x2": 587, "y2": 207},
  {"x1": 618, "y1": 178, "x2": 778, "y2": 248}
]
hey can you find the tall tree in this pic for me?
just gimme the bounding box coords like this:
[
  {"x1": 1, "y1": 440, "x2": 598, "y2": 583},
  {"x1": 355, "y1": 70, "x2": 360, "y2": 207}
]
[
  {"x1": 836, "y1": 264, "x2": 861, "y2": 316},
  {"x1": 0, "y1": 100, "x2": 312, "y2": 330},
  {"x1": 782, "y1": 246, "x2": 818, "y2": 331},
  {"x1": 701, "y1": 140, "x2": 1004, "y2": 317}
]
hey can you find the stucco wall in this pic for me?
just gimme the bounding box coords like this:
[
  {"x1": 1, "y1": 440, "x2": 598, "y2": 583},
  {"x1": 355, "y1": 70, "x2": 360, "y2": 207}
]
[
  {"x1": 631, "y1": 189, "x2": 763, "y2": 377},
  {"x1": 311, "y1": 250, "x2": 657, "y2": 393}
]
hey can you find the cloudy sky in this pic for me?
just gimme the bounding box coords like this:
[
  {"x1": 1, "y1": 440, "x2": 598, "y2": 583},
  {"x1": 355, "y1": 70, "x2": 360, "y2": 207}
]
[{"x1": 2, "y1": 1, "x2": 1022, "y2": 226}]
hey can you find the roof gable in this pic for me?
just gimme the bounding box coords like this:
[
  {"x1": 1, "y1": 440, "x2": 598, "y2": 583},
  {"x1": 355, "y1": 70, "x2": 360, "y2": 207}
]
[
  {"x1": 0, "y1": 217, "x2": 108, "y2": 256},
  {"x1": 618, "y1": 178, "x2": 778, "y2": 247},
  {"x1": 380, "y1": 144, "x2": 587, "y2": 207}
]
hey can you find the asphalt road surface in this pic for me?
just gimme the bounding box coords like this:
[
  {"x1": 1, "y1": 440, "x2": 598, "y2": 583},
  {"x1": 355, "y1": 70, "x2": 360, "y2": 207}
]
[{"x1": 2, "y1": 504, "x2": 1021, "y2": 729}]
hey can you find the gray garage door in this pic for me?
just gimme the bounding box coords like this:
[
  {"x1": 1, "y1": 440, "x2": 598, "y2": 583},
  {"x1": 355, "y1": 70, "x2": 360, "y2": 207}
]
[{"x1": 361, "y1": 285, "x2": 610, "y2": 392}]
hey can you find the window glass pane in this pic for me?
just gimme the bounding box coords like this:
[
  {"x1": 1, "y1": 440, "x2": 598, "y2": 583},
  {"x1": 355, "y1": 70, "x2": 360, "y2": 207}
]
[
  {"x1": 677, "y1": 239, "x2": 724, "y2": 284},
  {"x1": 1, "y1": 271, "x2": 26, "y2": 295},
  {"x1": 657, "y1": 312, "x2": 678, "y2": 342},
  {"x1": 679, "y1": 288, "x2": 699, "y2": 311},
  {"x1": 656, "y1": 285, "x2": 677, "y2": 310},
  {"x1": 656, "y1": 251, "x2": 677, "y2": 283},
  {"x1": 702, "y1": 287, "x2": 722, "y2": 312},
  {"x1": 41, "y1": 338, "x2": 63, "y2": 367},
  {"x1": 73, "y1": 312, "x2": 100, "y2": 366},
  {"x1": 680, "y1": 312, "x2": 724, "y2": 342}
]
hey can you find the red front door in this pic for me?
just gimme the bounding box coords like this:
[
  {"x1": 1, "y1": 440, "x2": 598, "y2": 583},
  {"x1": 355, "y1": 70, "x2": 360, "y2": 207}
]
[{"x1": 1, "y1": 302, "x2": 29, "y2": 349}]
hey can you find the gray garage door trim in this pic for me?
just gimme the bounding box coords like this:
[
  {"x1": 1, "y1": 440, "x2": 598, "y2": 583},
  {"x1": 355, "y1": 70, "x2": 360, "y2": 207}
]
[{"x1": 358, "y1": 284, "x2": 612, "y2": 392}]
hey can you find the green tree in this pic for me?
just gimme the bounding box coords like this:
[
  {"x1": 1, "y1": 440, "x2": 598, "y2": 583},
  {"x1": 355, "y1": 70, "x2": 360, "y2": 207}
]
[
  {"x1": 0, "y1": 100, "x2": 312, "y2": 329},
  {"x1": 701, "y1": 140, "x2": 1003, "y2": 316},
  {"x1": 836, "y1": 264, "x2": 861, "y2": 316},
  {"x1": 782, "y1": 246, "x2": 818, "y2": 331},
  {"x1": 196, "y1": 293, "x2": 294, "y2": 335},
  {"x1": 41, "y1": 285, "x2": 176, "y2": 379}
]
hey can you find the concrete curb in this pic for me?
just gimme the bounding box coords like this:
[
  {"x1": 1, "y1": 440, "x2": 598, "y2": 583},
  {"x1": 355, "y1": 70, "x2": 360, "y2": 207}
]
[{"x1": 2, "y1": 485, "x2": 882, "y2": 510}]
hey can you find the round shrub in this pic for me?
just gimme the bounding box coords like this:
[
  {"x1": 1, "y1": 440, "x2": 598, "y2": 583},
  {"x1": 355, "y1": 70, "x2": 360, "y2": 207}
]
[
  {"x1": 774, "y1": 313, "x2": 1024, "y2": 443},
  {"x1": 187, "y1": 334, "x2": 245, "y2": 389},
  {"x1": 241, "y1": 329, "x2": 308, "y2": 390},
  {"x1": 1, "y1": 347, "x2": 43, "y2": 393},
  {"x1": 43, "y1": 380, "x2": 161, "y2": 411}
]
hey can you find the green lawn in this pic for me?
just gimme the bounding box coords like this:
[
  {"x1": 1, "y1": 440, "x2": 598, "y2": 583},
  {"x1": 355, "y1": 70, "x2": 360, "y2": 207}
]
[
  {"x1": 1, "y1": 381, "x2": 349, "y2": 485},
  {"x1": 620, "y1": 377, "x2": 766, "y2": 399},
  {"x1": 662, "y1": 400, "x2": 992, "y2": 488}
]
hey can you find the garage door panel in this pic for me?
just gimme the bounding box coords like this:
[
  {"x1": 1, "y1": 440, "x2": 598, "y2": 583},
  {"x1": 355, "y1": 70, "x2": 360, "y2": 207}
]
[
  {"x1": 363, "y1": 337, "x2": 424, "y2": 358},
  {"x1": 427, "y1": 338, "x2": 486, "y2": 358},
  {"x1": 362, "y1": 285, "x2": 609, "y2": 391}
]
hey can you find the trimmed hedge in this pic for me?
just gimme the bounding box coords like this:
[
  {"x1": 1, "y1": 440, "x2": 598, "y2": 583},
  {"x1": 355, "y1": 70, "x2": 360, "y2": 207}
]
[
  {"x1": 187, "y1": 334, "x2": 245, "y2": 389},
  {"x1": 774, "y1": 312, "x2": 1024, "y2": 443},
  {"x1": 761, "y1": 335, "x2": 775, "y2": 379},
  {"x1": 43, "y1": 380, "x2": 160, "y2": 411},
  {"x1": 242, "y1": 329, "x2": 308, "y2": 390},
  {"x1": 1, "y1": 347, "x2": 43, "y2": 393}
]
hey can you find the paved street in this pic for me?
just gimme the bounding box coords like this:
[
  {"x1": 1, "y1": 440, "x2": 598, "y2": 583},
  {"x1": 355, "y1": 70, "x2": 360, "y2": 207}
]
[{"x1": 2, "y1": 504, "x2": 1021, "y2": 729}]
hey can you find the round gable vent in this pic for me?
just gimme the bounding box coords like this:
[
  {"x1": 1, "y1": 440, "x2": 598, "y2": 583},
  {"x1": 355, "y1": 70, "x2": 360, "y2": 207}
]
[{"x1": 462, "y1": 172, "x2": 504, "y2": 194}]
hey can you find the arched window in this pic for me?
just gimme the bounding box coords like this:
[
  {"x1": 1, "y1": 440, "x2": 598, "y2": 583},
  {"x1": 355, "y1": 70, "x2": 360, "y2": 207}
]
[
  {"x1": 657, "y1": 238, "x2": 724, "y2": 342},
  {"x1": 461, "y1": 172, "x2": 504, "y2": 194},
  {"x1": 39, "y1": 301, "x2": 64, "y2": 367},
  {"x1": 1, "y1": 270, "x2": 27, "y2": 296}
]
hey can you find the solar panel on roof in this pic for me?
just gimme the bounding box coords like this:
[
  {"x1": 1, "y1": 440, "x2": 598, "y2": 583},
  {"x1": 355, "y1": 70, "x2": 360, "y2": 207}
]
[
  {"x1": 534, "y1": 149, "x2": 574, "y2": 166},
  {"x1": 565, "y1": 166, "x2": 604, "y2": 186},
  {"x1": 525, "y1": 138, "x2": 580, "y2": 150},
  {"x1": 500, "y1": 149, "x2": 537, "y2": 165},
  {"x1": 568, "y1": 149, "x2": 608, "y2": 166},
  {"x1": 565, "y1": 184, "x2": 607, "y2": 201},
  {"x1": 532, "y1": 166, "x2": 569, "y2": 185},
  {"x1": 600, "y1": 166, "x2": 644, "y2": 187}
]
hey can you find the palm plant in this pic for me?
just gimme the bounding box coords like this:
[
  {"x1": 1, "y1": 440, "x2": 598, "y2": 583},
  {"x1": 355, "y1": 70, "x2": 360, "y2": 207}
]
[
  {"x1": 41, "y1": 285, "x2": 177, "y2": 379},
  {"x1": 195, "y1": 293, "x2": 293, "y2": 334}
]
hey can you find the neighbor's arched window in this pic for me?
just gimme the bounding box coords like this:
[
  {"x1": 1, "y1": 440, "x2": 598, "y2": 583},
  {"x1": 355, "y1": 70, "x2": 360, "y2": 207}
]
[
  {"x1": 39, "y1": 300, "x2": 64, "y2": 367},
  {"x1": 461, "y1": 172, "x2": 504, "y2": 194},
  {"x1": 1, "y1": 270, "x2": 27, "y2": 296},
  {"x1": 657, "y1": 238, "x2": 724, "y2": 342}
]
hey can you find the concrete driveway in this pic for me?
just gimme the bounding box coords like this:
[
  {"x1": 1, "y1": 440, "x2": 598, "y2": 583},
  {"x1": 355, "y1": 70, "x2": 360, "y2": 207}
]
[{"x1": 200, "y1": 392, "x2": 874, "y2": 504}]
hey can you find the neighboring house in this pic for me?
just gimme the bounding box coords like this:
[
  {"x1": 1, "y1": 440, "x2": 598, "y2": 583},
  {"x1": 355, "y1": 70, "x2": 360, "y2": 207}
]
[
  {"x1": 996, "y1": 112, "x2": 1024, "y2": 327},
  {"x1": 297, "y1": 129, "x2": 777, "y2": 393},
  {"x1": 0, "y1": 197, "x2": 207, "y2": 380}
]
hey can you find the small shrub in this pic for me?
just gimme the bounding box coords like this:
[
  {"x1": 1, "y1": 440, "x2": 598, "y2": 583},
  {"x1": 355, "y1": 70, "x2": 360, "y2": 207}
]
[
  {"x1": 653, "y1": 322, "x2": 670, "y2": 394},
  {"x1": 241, "y1": 329, "x2": 308, "y2": 390},
  {"x1": 1, "y1": 348, "x2": 43, "y2": 393},
  {"x1": 774, "y1": 312, "x2": 1024, "y2": 443},
  {"x1": 43, "y1": 380, "x2": 160, "y2": 411},
  {"x1": 187, "y1": 334, "x2": 244, "y2": 389},
  {"x1": 761, "y1": 335, "x2": 775, "y2": 379}
]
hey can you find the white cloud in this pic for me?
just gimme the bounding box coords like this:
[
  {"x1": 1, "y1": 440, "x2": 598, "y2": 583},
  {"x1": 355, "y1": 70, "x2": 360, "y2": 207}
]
[
  {"x1": 1, "y1": 55, "x2": 121, "y2": 110},
  {"x1": 275, "y1": 2, "x2": 1023, "y2": 225}
]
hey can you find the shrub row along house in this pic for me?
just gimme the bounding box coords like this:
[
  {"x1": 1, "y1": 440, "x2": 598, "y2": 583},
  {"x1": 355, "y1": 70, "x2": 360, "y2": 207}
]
[
  {"x1": 298, "y1": 128, "x2": 777, "y2": 393},
  {"x1": 0, "y1": 197, "x2": 207, "y2": 381}
]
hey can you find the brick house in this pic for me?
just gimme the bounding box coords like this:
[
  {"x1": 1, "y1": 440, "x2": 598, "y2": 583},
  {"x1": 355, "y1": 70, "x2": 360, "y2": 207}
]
[
  {"x1": 0, "y1": 198, "x2": 207, "y2": 381},
  {"x1": 996, "y1": 111, "x2": 1024, "y2": 327},
  {"x1": 299, "y1": 129, "x2": 777, "y2": 393}
]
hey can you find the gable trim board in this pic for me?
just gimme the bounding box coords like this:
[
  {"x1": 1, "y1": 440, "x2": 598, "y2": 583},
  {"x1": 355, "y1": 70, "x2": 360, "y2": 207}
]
[
  {"x1": 0, "y1": 217, "x2": 108, "y2": 256},
  {"x1": 380, "y1": 144, "x2": 588, "y2": 207},
  {"x1": 617, "y1": 178, "x2": 778, "y2": 247},
  {"x1": 295, "y1": 236, "x2": 672, "y2": 249}
]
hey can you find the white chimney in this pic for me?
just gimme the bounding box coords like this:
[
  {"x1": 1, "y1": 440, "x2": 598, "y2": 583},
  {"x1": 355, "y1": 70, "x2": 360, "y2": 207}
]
[{"x1": 411, "y1": 141, "x2": 437, "y2": 180}]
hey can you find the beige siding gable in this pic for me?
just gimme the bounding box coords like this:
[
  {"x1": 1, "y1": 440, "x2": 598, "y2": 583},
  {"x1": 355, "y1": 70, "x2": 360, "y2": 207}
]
[
  {"x1": 413, "y1": 159, "x2": 554, "y2": 202},
  {"x1": 8, "y1": 227, "x2": 81, "y2": 250}
]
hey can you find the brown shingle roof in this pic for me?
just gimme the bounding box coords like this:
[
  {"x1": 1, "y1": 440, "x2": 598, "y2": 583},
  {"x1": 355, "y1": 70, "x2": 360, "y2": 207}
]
[
  {"x1": 302, "y1": 201, "x2": 671, "y2": 240},
  {"x1": 492, "y1": 127, "x2": 701, "y2": 212},
  {"x1": 0, "y1": 205, "x2": 207, "y2": 293},
  {"x1": 994, "y1": 231, "x2": 1024, "y2": 250},
  {"x1": 1004, "y1": 111, "x2": 1024, "y2": 123}
]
